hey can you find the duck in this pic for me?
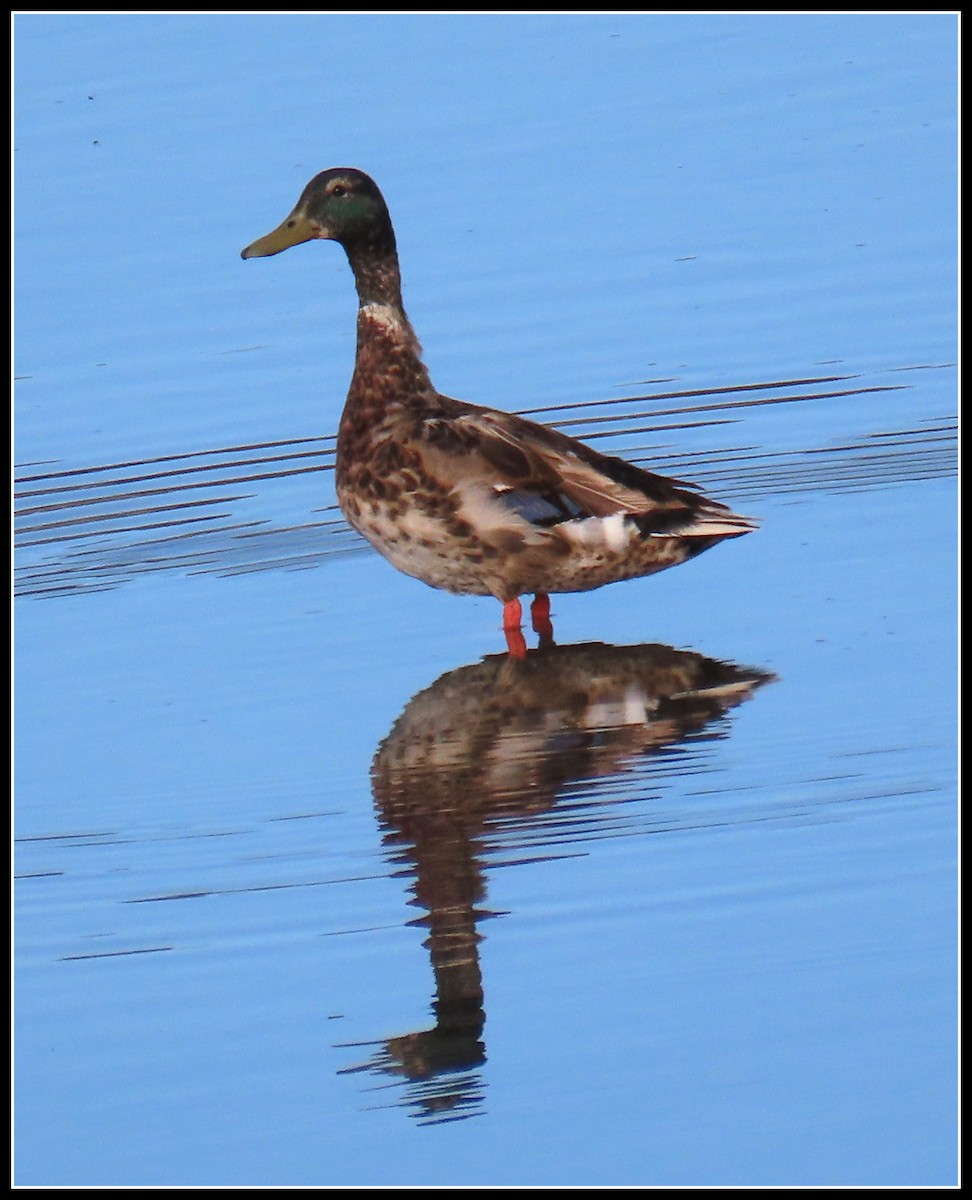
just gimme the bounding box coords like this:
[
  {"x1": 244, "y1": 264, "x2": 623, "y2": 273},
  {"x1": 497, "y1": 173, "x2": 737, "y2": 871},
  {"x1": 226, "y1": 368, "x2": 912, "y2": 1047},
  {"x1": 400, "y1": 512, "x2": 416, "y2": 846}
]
[{"x1": 242, "y1": 168, "x2": 756, "y2": 656}]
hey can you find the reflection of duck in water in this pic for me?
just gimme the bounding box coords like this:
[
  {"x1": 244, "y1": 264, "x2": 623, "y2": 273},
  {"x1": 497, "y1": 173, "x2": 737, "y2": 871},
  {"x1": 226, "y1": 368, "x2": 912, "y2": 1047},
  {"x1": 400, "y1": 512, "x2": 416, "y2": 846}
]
[
  {"x1": 243, "y1": 169, "x2": 756, "y2": 656},
  {"x1": 340, "y1": 641, "x2": 774, "y2": 1123}
]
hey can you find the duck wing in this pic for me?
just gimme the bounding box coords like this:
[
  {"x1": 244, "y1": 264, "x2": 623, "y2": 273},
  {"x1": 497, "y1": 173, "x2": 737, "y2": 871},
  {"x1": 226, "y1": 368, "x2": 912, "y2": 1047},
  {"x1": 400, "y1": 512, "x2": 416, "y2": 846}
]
[{"x1": 418, "y1": 400, "x2": 754, "y2": 538}]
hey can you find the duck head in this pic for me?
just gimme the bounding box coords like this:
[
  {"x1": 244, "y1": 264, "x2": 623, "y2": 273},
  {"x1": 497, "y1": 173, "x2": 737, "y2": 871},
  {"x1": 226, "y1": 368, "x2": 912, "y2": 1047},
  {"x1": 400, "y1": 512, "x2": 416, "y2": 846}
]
[{"x1": 241, "y1": 167, "x2": 395, "y2": 260}]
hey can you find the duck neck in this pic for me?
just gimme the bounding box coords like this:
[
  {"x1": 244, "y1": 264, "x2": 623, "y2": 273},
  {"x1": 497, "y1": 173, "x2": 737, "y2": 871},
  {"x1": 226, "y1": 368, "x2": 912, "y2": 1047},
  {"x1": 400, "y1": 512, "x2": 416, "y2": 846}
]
[
  {"x1": 346, "y1": 243, "x2": 433, "y2": 400},
  {"x1": 347, "y1": 241, "x2": 405, "y2": 309}
]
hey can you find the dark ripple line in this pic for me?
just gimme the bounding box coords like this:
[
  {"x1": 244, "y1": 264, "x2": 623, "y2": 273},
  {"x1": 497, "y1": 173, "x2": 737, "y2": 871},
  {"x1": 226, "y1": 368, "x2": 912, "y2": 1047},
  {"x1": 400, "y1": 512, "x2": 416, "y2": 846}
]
[
  {"x1": 14, "y1": 446, "x2": 336, "y2": 501},
  {"x1": 549, "y1": 383, "x2": 905, "y2": 431},
  {"x1": 517, "y1": 372, "x2": 867, "y2": 417},
  {"x1": 60, "y1": 946, "x2": 173, "y2": 961},
  {"x1": 16, "y1": 495, "x2": 248, "y2": 535},
  {"x1": 14, "y1": 434, "x2": 336, "y2": 484},
  {"x1": 16, "y1": 516, "x2": 260, "y2": 552},
  {"x1": 15, "y1": 467, "x2": 326, "y2": 519}
]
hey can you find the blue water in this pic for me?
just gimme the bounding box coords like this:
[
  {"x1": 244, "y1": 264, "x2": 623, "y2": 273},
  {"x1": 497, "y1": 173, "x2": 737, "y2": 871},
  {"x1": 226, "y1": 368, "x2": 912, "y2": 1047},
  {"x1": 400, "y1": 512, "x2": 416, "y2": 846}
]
[{"x1": 14, "y1": 12, "x2": 957, "y2": 1187}]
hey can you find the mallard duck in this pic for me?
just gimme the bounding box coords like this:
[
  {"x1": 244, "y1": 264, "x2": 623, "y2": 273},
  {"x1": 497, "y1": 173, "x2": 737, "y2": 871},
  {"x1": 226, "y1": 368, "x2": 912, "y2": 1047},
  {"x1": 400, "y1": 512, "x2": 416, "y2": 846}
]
[{"x1": 242, "y1": 168, "x2": 756, "y2": 654}]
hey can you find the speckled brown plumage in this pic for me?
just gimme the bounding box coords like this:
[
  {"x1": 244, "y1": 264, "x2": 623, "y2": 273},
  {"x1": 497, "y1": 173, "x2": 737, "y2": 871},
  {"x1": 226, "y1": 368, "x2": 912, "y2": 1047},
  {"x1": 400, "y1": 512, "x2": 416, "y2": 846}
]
[{"x1": 242, "y1": 168, "x2": 757, "y2": 644}]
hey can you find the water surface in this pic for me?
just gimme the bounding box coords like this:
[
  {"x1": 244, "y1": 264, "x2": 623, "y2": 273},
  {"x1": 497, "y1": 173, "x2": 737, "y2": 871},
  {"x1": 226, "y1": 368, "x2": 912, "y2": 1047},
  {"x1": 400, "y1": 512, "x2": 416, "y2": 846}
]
[{"x1": 14, "y1": 12, "x2": 957, "y2": 1187}]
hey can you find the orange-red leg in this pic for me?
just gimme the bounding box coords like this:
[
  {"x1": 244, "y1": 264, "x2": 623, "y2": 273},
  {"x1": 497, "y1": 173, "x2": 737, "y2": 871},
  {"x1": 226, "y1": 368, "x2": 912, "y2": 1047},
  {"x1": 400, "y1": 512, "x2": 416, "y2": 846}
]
[
  {"x1": 531, "y1": 593, "x2": 554, "y2": 646},
  {"x1": 502, "y1": 598, "x2": 527, "y2": 659}
]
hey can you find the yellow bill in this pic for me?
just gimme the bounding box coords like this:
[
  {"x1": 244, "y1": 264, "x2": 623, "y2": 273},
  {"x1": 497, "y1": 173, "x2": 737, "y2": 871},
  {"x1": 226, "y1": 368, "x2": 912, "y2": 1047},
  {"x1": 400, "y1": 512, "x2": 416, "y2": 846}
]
[{"x1": 241, "y1": 211, "x2": 320, "y2": 259}]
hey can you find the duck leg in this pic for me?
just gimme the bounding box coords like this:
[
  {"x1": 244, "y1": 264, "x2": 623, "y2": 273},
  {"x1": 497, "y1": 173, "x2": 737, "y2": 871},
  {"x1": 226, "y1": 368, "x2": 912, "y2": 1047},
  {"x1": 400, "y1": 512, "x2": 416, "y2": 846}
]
[
  {"x1": 502, "y1": 598, "x2": 527, "y2": 660},
  {"x1": 530, "y1": 593, "x2": 555, "y2": 648}
]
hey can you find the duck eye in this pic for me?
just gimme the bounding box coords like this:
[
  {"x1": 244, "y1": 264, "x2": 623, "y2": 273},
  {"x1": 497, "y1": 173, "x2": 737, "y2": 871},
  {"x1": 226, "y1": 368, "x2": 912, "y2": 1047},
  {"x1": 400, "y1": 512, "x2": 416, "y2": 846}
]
[{"x1": 330, "y1": 184, "x2": 347, "y2": 198}]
